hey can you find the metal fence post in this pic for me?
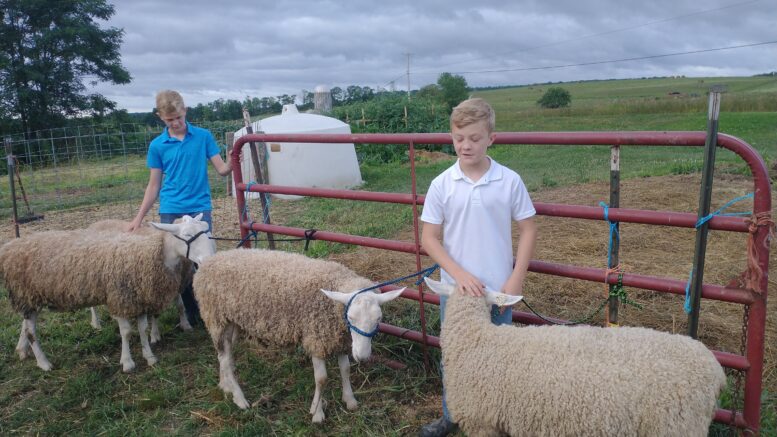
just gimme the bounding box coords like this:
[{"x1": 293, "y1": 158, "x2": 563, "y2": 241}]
[{"x1": 688, "y1": 86, "x2": 725, "y2": 338}]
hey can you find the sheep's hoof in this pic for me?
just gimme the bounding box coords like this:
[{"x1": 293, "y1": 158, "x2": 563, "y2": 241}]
[
  {"x1": 37, "y1": 360, "x2": 53, "y2": 371},
  {"x1": 122, "y1": 361, "x2": 136, "y2": 373},
  {"x1": 311, "y1": 411, "x2": 325, "y2": 424},
  {"x1": 16, "y1": 346, "x2": 30, "y2": 360},
  {"x1": 345, "y1": 399, "x2": 358, "y2": 411},
  {"x1": 145, "y1": 356, "x2": 158, "y2": 367},
  {"x1": 90, "y1": 321, "x2": 102, "y2": 330},
  {"x1": 233, "y1": 396, "x2": 250, "y2": 410},
  {"x1": 179, "y1": 321, "x2": 192, "y2": 331}
]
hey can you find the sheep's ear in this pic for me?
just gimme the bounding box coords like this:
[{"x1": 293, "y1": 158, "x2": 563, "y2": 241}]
[
  {"x1": 375, "y1": 288, "x2": 405, "y2": 304},
  {"x1": 484, "y1": 290, "x2": 523, "y2": 307},
  {"x1": 423, "y1": 278, "x2": 454, "y2": 296},
  {"x1": 192, "y1": 213, "x2": 204, "y2": 222},
  {"x1": 321, "y1": 289, "x2": 352, "y2": 304},
  {"x1": 150, "y1": 222, "x2": 178, "y2": 233}
]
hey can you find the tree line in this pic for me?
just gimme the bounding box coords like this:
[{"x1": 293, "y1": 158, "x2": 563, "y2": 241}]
[{"x1": 0, "y1": 0, "x2": 472, "y2": 136}]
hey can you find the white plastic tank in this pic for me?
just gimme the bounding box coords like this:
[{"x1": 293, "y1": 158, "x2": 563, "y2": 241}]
[{"x1": 233, "y1": 104, "x2": 362, "y2": 199}]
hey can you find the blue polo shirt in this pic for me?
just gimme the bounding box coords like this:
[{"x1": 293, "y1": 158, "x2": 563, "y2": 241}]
[{"x1": 147, "y1": 122, "x2": 220, "y2": 213}]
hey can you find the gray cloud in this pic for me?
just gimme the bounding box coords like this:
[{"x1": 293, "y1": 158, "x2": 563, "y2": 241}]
[{"x1": 90, "y1": 0, "x2": 777, "y2": 112}]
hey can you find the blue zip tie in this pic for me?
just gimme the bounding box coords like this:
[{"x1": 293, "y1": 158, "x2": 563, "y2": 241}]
[
  {"x1": 599, "y1": 201, "x2": 620, "y2": 268},
  {"x1": 684, "y1": 192, "x2": 753, "y2": 314}
]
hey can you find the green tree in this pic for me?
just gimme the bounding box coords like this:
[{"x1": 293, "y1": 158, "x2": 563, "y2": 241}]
[
  {"x1": 437, "y1": 72, "x2": 469, "y2": 109},
  {"x1": 537, "y1": 87, "x2": 572, "y2": 108},
  {"x1": 0, "y1": 0, "x2": 131, "y2": 133}
]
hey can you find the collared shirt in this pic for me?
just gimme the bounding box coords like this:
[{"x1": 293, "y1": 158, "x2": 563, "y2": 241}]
[
  {"x1": 147, "y1": 122, "x2": 220, "y2": 213},
  {"x1": 421, "y1": 158, "x2": 535, "y2": 291}
]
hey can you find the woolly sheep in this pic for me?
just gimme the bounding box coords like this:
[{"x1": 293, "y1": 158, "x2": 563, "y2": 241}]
[
  {"x1": 85, "y1": 219, "x2": 196, "y2": 339},
  {"x1": 0, "y1": 214, "x2": 214, "y2": 372},
  {"x1": 424, "y1": 278, "x2": 726, "y2": 437},
  {"x1": 193, "y1": 248, "x2": 404, "y2": 423}
]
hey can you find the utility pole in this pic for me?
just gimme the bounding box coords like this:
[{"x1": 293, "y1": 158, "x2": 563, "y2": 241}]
[{"x1": 406, "y1": 53, "x2": 412, "y2": 100}]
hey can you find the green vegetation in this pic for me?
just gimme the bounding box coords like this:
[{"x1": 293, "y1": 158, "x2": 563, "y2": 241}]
[
  {"x1": 537, "y1": 87, "x2": 572, "y2": 108},
  {"x1": 1, "y1": 76, "x2": 775, "y2": 435}
]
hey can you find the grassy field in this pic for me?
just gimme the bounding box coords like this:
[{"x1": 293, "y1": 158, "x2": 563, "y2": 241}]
[{"x1": 0, "y1": 75, "x2": 775, "y2": 435}]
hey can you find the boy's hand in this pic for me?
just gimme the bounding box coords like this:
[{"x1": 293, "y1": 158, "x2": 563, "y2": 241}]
[
  {"x1": 126, "y1": 218, "x2": 142, "y2": 232},
  {"x1": 454, "y1": 272, "x2": 485, "y2": 297}
]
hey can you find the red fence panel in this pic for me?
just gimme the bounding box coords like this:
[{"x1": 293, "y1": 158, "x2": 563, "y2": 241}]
[{"x1": 231, "y1": 132, "x2": 771, "y2": 433}]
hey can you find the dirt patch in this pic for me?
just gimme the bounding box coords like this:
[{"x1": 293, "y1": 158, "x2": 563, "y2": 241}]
[
  {"x1": 1, "y1": 174, "x2": 775, "y2": 395},
  {"x1": 413, "y1": 150, "x2": 454, "y2": 165}
]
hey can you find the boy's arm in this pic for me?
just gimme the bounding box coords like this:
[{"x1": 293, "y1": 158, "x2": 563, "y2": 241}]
[
  {"x1": 210, "y1": 152, "x2": 232, "y2": 176},
  {"x1": 127, "y1": 168, "x2": 162, "y2": 232},
  {"x1": 421, "y1": 221, "x2": 485, "y2": 297},
  {"x1": 501, "y1": 217, "x2": 537, "y2": 296}
]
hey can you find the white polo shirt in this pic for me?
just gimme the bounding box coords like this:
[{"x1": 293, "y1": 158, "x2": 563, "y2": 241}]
[{"x1": 421, "y1": 158, "x2": 535, "y2": 291}]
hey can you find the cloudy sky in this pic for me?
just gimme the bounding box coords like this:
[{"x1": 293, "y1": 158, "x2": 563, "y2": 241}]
[{"x1": 91, "y1": 0, "x2": 777, "y2": 112}]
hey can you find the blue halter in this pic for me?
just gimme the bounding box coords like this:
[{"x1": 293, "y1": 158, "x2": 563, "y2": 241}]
[
  {"x1": 343, "y1": 289, "x2": 379, "y2": 338},
  {"x1": 342, "y1": 265, "x2": 439, "y2": 337}
]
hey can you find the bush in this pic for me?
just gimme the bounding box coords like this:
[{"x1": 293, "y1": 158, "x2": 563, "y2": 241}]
[{"x1": 537, "y1": 87, "x2": 572, "y2": 108}]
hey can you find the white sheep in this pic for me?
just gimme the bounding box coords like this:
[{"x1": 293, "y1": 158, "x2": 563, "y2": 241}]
[
  {"x1": 193, "y1": 248, "x2": 404, "y2": 423},
  {"x1": 424, "y1": 278, "x2": 726, "y2": 437},
  {"x1": 85, "y1": 219, "x2": 195, "y2": 339},
  {"x1": 0, "y1": 214, "x2": 214, "y2": 372}
]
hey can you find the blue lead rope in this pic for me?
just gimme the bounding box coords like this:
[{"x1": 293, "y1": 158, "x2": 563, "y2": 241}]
[
  {"x1": 344, "y1": 264, "x2": 439, "y2": 337},
  {"x1": 684, "y1": 193, "x2": 754, "y2": 314}
]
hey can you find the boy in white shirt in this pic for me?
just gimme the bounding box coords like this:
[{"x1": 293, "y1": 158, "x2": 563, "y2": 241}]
[{"x1": 419, "y1": 98, "x2": 537, "y2": 436}]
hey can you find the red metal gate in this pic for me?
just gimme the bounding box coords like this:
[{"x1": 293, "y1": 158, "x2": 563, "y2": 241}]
[{"x1": 231, "y1": 132, "x2": 772, "y2": 433}]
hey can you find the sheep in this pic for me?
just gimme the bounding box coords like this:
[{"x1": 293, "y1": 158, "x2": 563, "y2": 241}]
[
  {"x1": 424, "y1": 278, "x2": 726, "y2": 437},
  {"x1": 0, "y1": 214, "x2": 214, "y2": 372},
  {"x1": 193, "y1": 248, "x2": 405, "y2": 423},
  {"x1": 85, "y1": 219, "x2": 196, "y2": 339}
]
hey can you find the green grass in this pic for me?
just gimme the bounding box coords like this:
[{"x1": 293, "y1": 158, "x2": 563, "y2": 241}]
[{"x1": 1, "y1": 76, "x2": 775, "y2": 435}]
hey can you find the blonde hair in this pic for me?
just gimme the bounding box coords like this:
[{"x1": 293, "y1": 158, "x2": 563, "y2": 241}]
[
  {"x1": 156, "y1": 90, "x2": 186, "y2": 116},
  {"x1": 450, "y1": 98, "x2": 495, "y2": 133}
]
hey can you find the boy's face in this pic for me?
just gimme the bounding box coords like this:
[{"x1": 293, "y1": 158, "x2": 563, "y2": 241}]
[
  {"x1": 451, "y1": 121, "x2": 495, "y2": 168},
  {"x1": 159, "y1": 110, "x2": 187, "y2": 136}
]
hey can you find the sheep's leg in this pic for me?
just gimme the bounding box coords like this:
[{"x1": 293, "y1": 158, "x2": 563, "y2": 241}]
[
  {"x1": 25, "y1": 312, "x2": 52, "y2": 371},
  {"x1": 89, "y1": 307, "x2": 102, "y2": 329},
  {"x1": 337, "y1": 354, "x2": 358, "y2": 410},
  {"x1": 137, "y1": 314, "x2": 158, "y2": 367},
  {"x1": 217, "y1": 323, "x2": 249, "y2": 409},
  {"x1": 149, "y1": 315, "x2": 161, "y2": 344},
  {"x1": 15, "y1": 318, "x2": 31, "y2": 360},
  {"x1": 310, "y1": 356, "x2": 328, "y2": 423},
  {"x1": 115, "y1": 317, "x2": 136, "y2": 372},
  {"x1": 176, "y1": 295, "x2": 192, "y2": 331}
]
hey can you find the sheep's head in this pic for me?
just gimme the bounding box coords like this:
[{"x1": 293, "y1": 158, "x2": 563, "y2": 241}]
[
  {"x1": 150, "y1": 213, "x2": 216, "y2": 266},
  {"x1": 423, "y1": 278, "x2": 523, "y2": 307},
  {"x1": 321, "y1": 288, "x2": 405, "y2": 362}
]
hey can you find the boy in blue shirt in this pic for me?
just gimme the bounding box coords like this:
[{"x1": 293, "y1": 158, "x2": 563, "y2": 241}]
[
  {"x1": 128, "y1": 90, "x2": 232, "y2": 323},
  {"x1": 419, "y1": 98, "x2": 537, "y2": 436}
]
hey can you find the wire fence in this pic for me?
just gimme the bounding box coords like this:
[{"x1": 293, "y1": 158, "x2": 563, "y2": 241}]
[{"x1": 1, "y1": 121, "x2": 243, "y2": 220}]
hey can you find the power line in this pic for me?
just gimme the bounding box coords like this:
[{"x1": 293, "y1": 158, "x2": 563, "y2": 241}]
[
  {"x1": 418, "y1": 0, "x2": 764, "y2": 73},
  {"x1": 449, "y1": 40, "x2": 777, "y2": 75}
]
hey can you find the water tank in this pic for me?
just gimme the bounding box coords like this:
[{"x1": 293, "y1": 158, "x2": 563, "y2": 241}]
[{"x1": 233, "y1": 104, "x2": 362, "y2": 199}]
